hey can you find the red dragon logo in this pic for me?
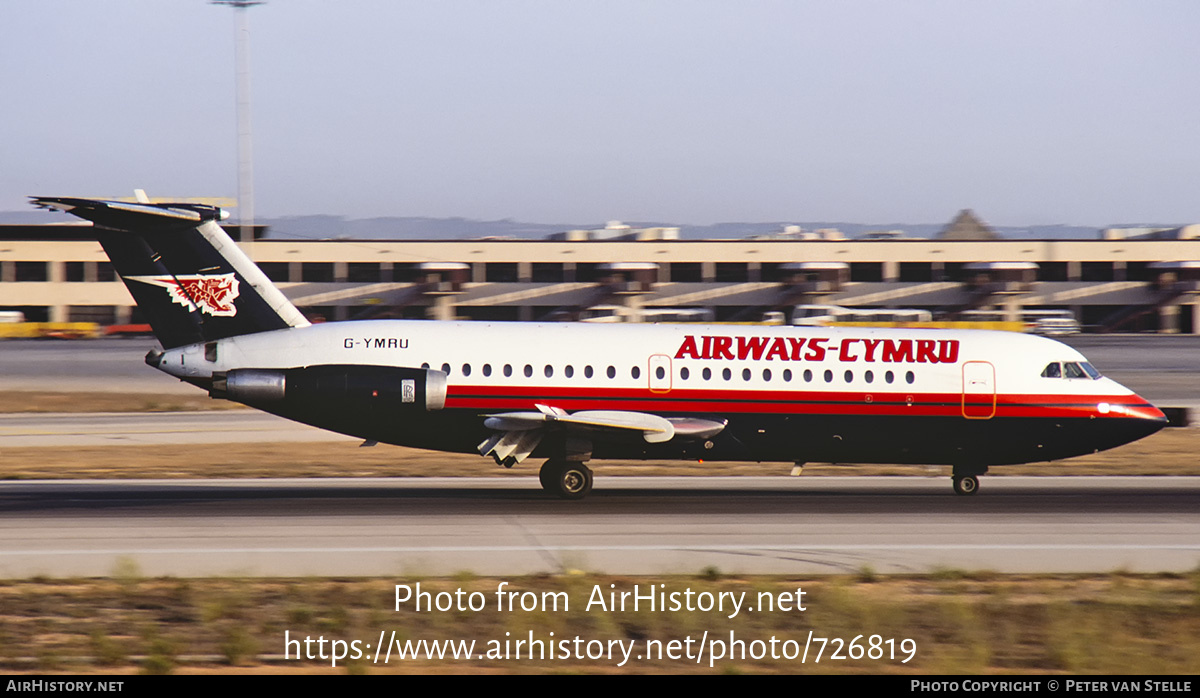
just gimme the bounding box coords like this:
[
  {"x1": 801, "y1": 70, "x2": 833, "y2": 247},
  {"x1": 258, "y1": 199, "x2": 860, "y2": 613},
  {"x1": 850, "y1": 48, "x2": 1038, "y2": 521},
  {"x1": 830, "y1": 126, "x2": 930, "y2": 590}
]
[{"x1": 128, "y1": 273, "x2": 241, "y2": 317}]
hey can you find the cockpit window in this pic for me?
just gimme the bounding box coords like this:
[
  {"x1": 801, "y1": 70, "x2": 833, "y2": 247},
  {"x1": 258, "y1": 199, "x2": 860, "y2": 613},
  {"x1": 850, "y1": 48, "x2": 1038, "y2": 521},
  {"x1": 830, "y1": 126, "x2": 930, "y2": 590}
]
[{"x1": 1043, "y1": 361, "x2": 1102, "y2": 380}]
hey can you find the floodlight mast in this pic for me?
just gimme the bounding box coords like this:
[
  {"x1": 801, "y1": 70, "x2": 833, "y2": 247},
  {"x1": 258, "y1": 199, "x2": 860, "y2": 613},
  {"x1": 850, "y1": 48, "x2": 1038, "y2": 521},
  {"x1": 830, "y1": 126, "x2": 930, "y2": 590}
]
[{"x1": 212, "y1": 1, "x2": 264, "y2": 242}]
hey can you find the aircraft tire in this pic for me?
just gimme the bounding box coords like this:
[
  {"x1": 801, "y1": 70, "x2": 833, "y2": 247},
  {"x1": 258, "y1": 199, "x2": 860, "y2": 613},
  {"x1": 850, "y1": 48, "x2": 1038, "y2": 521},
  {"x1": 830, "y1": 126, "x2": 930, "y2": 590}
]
[
  {"x1": 553, "y1": 462, "x2": 593, "y2": 500},
  {"x1": 952, "y1": 475, "x2": 980, "y2": 496}
]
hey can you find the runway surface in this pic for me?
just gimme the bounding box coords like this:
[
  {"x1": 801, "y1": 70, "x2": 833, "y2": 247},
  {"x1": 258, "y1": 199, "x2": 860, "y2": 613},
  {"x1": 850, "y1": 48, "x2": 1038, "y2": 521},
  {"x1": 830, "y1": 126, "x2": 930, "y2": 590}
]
[
  {"x1": 1, "y1": 477, "x2": 1197, "y2": 578},
  {"x1": 0, "y1": 339, "x2": 192, "y2": 394}
]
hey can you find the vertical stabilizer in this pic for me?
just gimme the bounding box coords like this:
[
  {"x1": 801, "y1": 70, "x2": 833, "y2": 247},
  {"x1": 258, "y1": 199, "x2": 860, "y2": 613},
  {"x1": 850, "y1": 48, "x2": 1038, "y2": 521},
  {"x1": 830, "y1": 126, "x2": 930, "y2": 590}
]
[{"x1": 31, "y1": 196, "x2": 309, "y2": 348}]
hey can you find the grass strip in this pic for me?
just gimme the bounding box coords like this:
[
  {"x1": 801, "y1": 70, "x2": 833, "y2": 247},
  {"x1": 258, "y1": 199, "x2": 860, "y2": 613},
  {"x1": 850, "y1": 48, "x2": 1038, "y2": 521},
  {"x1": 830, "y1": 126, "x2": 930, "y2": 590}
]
[{"x1": 2, "y1": 571, "x2": 1197, "y2": 674}]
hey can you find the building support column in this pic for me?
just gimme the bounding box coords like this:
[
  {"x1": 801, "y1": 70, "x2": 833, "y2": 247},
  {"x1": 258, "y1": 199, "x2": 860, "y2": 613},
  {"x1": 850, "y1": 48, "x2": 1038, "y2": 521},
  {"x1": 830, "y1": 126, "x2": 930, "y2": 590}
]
[
  {"x1": 1159, "y1": 303, "x2": 1180, "y2": 334},
  {"x1": 1002, "y1": 297, "x2": 1021, "y2": 324},
  {"x1": 48, "y1": 261, "x2": 67, "y2": 323},
  {"x1": 622, "y1": 295, "x2": 644, "y2": 323},
  {"x1": 427, "y1": 296, "x2": 456, "y2": 321}
]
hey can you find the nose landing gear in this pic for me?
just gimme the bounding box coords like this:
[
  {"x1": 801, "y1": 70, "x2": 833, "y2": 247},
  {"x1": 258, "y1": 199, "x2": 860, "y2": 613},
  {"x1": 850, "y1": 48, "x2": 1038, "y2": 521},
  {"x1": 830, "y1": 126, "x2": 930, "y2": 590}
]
[
  {"x1": 951, "y1": 465, "x2": 988, "y2": 496},
  {"x1": 952, "y1": 475, "x2": 979, "y2": 496}
]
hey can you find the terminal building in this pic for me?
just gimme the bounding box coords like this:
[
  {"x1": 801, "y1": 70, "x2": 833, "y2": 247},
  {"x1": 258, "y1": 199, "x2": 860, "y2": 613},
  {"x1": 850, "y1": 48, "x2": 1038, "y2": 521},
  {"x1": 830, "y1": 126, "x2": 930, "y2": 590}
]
[{"x1": 2, "y1": 210, "x2": 1200, "y2": 334}]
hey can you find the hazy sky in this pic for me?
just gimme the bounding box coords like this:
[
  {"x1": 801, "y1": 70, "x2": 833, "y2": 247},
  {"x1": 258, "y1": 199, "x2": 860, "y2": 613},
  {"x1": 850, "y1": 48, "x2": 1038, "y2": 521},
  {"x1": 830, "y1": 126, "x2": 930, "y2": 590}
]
[{"x1": 4, "y1": 1, "x2": 1199, "y2": 226}]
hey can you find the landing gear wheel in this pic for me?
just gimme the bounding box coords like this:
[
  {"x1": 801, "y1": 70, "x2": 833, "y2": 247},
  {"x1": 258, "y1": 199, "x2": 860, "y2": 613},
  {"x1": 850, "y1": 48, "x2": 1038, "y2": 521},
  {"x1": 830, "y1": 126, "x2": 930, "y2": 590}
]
[
  {"x1": 539, "y1": 460, "x2": 593, "y2": 500},
  {"x1": 952, "y1": 475, "x2": 980, "y2": 496},
  {"x1": 556, "y1": 463, "x2": 592, "y2": 500}
]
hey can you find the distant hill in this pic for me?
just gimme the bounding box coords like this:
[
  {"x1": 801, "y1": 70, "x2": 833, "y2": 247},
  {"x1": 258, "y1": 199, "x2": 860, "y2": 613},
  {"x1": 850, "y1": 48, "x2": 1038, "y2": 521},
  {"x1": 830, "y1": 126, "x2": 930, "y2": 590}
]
[
  {"x1": 253, "y1": 217, "x2": 1105, "y2": 241},
  {"x1": 0, "y1": 209, "x2": 1143, "y2": 241}
]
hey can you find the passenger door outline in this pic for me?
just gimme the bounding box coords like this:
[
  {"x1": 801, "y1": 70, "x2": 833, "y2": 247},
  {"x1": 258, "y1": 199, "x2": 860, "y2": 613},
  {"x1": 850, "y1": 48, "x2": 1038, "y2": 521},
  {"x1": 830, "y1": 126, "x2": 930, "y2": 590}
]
[{"x1": 961, "y1": 360, "x2": 996, "y2": 419}]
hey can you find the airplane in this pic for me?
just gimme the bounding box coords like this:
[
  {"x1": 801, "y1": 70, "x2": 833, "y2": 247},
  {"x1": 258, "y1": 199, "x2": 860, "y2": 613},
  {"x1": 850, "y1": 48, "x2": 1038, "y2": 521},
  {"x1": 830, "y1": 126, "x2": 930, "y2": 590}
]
[{"x1": 31, "y1": 196, "x2": 1169, "y2": 499}]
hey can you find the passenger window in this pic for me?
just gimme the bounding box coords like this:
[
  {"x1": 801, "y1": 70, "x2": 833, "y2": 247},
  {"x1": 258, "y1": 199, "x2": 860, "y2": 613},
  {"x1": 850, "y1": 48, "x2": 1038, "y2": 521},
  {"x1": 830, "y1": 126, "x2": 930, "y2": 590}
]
[
  {"x1": 483, "y1": 364, "x2": 492, "y2": 377},
  {"x1": 824, "y1": 370, "x2": 833, "y2": 383},
  {"x1": 804, "y1": 369, "x2": 813, "y2": 382},
  {"x1": 864, "y1": 370, "x2": 874, "y2": 384},
  {"x1": 503, "y1": 364, "x2": 513, "y2": 377},
  {"x1": 544, "y1": 365, "x2": 553, "y2": 378},
  {"x1": 703, "y1": 367, "x2": 712, "y2": 381},
  {"x1": 584, "y1": 365, "x2": 593, "y2": 378},
  {"x1": 524, "y1": 364, "x2": 533, "y2": 378},
  {"x1": 905, "y1": 370, "x2": 915, "y2": 384},
  {"x1": 461, "y1": 364, "x2": 471, "y2": 377},
  {"x1": 783, "y1": 369, "x2": 792, "y2": 382},
  {"x1": 763, "y1": 368, "x2": 772, "y2": 382},
  {"x1": 885, "y1": 370, "x2": 894, "y2": 384},
  {"x1": 655, "y1": 366, "x2": 665, "y2": 380},
  {"x1": 680, "y1": 367, "x2": 690, "y2": 380},
  {"x1": 844, "y1": 370, "x2": 853, "y2": 383},
  {"x1": 565, "y1": 365, "x2": 574, "y2": 378},
  {"x1": 441, "y1": 363, "x2": 451, "y2": 375},
  {"x1": 421, "y1": 362, "x2": 430, "y2": 370},
  {"x1": 722, "y1": 368, "x2": 732, "y2": 381},
  {"x1": 631, "y1": 366, "x2": 641, "y2": 379},
  {"x1": 606, "y1": 366, "x2": 616, "y2": 379},
  {"x1": 742, "y1": 368, "x2": 751, "y2": 381},
  {"x1": 1041, "y1": 363, "x2": 1062, "y2": 378}
]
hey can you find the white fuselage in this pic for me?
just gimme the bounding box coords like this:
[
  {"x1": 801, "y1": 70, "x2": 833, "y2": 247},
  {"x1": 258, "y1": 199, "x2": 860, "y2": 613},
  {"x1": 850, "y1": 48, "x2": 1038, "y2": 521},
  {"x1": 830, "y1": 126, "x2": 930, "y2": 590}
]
[{"x1": 159, "y1": 320, "x2": 1134, "y2": 410}]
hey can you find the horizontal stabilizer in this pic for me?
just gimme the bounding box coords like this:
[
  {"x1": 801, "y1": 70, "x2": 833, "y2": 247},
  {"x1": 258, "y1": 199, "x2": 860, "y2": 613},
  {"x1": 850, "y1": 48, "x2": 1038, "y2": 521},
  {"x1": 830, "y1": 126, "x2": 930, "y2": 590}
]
[{"x1": 30, "y1": 197, "x2": 227, "y2": 230}]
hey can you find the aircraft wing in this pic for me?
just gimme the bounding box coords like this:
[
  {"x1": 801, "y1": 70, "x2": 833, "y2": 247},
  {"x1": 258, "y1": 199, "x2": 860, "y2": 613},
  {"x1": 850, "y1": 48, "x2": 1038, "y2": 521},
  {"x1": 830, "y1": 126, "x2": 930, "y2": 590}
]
[{"x1": 477, "y1": 403, "x2": 726, "y2": 467}]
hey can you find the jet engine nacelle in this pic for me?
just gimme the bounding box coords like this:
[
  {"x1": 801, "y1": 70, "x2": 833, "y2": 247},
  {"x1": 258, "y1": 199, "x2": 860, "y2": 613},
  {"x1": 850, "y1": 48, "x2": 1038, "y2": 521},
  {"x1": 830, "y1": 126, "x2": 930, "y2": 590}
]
[{"x1": 211, "y1": 364, "x2": 447, "y2": 412}]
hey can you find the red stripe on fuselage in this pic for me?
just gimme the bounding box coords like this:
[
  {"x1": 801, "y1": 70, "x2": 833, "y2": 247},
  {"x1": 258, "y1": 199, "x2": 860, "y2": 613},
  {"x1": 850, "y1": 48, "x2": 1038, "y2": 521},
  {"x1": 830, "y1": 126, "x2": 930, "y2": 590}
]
[{"x1": 443, "y1": 384, "x2": 1156, "y2": 419}]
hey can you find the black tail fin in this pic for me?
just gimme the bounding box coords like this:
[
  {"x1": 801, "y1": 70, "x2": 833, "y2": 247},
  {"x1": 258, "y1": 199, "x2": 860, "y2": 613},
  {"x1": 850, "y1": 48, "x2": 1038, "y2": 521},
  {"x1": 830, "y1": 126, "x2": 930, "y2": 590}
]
[{"x1": 31, "y1": 197, "x2": 309, "y2": 349}]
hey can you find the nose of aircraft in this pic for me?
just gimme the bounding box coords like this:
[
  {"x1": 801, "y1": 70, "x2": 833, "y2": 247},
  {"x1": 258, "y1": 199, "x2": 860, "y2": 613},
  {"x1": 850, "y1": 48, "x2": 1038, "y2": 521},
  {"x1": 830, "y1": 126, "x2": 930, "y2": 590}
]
[{"x1": 1117, "y1": 394, "x2": 1169, "y2": 441}]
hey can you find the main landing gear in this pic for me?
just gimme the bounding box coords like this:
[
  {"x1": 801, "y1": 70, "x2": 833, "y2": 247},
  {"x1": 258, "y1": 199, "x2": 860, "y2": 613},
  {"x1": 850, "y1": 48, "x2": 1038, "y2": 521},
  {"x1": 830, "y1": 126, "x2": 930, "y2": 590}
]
[
  {"x1": 951, "y1": 465, "x2": 988, "y2": 496},
  {"x1": 539, "y1": 459, "x2": 594, "y2": 500},
  {"x1": 952, "y1": 475, "x2": 979, "y2": 496}
]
